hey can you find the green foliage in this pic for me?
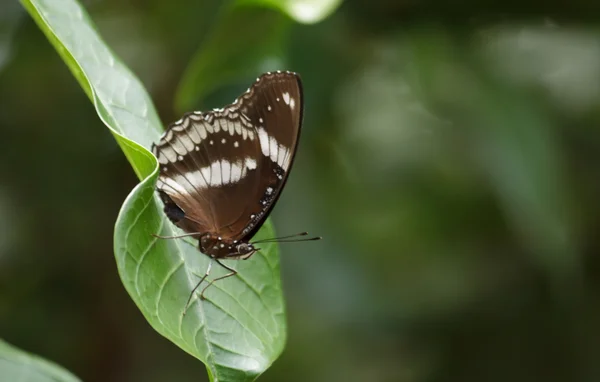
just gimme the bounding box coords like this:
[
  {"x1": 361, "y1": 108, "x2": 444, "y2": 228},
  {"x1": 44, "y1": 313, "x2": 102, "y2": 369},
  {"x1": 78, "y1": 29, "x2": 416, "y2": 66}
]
[
  {"x1": 0, "y1": 339, "x2": 81, "y2": 382},
  {"x1": 17, "y1": 0, "x2": 327, "y2": 380},
  {"x1": 175, "y1": 5, "x2": 290, "y2": 113},
  {"x1": 7, "y1": 0, "x2": 600, "y2": 380},
  {"x1": 176, "y1": 0, "x2": 343, "y2": 111}
]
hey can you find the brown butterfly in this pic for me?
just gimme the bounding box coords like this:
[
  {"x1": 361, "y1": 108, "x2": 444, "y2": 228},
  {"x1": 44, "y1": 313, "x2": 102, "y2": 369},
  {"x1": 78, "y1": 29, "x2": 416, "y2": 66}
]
[{"x1": 152, "y1": 71, "x2": 320, "y2": 309}]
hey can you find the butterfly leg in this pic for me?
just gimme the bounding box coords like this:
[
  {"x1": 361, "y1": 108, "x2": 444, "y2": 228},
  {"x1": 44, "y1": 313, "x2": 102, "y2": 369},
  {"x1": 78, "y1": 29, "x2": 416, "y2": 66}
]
[
  {"x1": 199, "y1": 259, "x2": 237, "y2": 300},
  {"x1": 182, "y1": 260, "x2": 212, "y2": 315},
  {"x1": 241, "y1": 249, "x2": 258, "y2": 260}
]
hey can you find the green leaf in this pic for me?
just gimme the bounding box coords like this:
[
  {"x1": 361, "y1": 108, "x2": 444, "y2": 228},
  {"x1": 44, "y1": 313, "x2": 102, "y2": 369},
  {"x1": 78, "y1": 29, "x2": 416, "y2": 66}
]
[
  {"x1": 237, "y1": 0, "x2": 343, "y2": 24},
  {"x1": 22, "y1": 0, "x2": 287, "y2": 381},
  {"x1": 175, "y1": 5, "x2": 290, "y2": 113},
  {"x1": 0, "y1": 339, "x2": 81, "y2": 382}
]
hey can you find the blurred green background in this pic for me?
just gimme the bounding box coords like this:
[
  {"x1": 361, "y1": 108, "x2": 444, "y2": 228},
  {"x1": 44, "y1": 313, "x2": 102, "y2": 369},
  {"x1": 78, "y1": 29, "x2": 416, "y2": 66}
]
[{"x1": 2, "y1": 0, "x2": 600, "y2": 381}]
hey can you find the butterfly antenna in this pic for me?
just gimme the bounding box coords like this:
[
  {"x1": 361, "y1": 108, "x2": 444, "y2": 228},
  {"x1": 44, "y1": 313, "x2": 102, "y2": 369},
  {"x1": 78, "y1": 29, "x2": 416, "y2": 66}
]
[
  {"x1": 269, "y1": 236, "x2": 322, "y2": 243},
  {"x1": 252, "y1": 232, "x2": 322, "y2": 244},
  {"x1": 252, "y1": 232, "x2": 307, "y2": 243}
]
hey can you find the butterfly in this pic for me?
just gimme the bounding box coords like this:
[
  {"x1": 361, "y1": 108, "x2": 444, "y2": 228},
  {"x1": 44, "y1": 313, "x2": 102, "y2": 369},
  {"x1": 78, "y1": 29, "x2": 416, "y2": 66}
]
[{"x1": 151, "y1": 71, "x2": 319, "y2": 308}]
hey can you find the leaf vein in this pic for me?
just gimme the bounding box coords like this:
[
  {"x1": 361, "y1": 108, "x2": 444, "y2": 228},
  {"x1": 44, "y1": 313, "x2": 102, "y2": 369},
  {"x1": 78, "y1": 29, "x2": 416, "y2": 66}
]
[{"x1": 154, "y1": 259, "x2": 185, "y2": 334}]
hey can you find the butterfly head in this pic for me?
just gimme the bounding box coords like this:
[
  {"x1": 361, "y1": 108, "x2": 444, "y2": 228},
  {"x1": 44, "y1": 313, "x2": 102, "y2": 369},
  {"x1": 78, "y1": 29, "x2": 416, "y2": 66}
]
[
  {"x1": 199, "y1": 233, "x2": 257, "y2": 259},
  {"x1": 234, "y1": 242, "x2": 257, "y2": 260}
]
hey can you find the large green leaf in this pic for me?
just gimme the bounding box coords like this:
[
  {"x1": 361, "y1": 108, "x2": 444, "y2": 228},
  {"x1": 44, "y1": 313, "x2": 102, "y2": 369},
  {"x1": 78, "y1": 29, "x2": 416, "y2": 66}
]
[
  {"x1": 0, "y1": 339, "x2": 81, "y2": 382},
  {"x1": 21, "y1": 0, "x2": 286, "y2": 381}
]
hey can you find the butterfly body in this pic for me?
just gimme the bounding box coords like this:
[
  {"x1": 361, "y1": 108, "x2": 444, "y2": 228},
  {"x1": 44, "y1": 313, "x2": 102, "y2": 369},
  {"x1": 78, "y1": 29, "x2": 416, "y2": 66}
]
[{"x1": 152, "y1": 71, "x2": 303, "y2": 263}]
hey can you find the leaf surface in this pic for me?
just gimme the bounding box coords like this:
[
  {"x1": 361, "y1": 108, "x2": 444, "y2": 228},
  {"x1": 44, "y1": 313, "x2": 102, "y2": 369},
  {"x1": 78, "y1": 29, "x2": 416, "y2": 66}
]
[{"x1": 0, "y1": 339, "x2": 81, "y2": 382}]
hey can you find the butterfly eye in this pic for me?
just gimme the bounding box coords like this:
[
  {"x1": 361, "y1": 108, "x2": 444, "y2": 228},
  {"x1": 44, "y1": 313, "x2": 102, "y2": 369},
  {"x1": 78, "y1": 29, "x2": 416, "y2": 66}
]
[
  {"x1": 236, "y1": 243, "x2": 254, "y2": 254},
  {"x1": 199, "y1": 234, "x2": 213, "y2": 251}
]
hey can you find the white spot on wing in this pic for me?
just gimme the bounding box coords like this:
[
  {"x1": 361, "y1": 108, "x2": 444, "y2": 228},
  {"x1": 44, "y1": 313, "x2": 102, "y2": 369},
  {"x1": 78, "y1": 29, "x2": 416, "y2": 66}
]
[
  {"x1": 171, "y1": 174, "x2": 195, "y2": 195},
  {"x1": 290, "y1": 98, "x2": 296, "y2": 110},
  {"x1": 180, "y1": 135, "x2": 195, "y2": 151},
  {"x1": 160, "y1": 146, "x2": 177, "y2": 162},
  {"x1": 221, "y1": 159, "x2": 231, "y2": 184},
  {"x1": 187, "y1": 170, "x2": 208, "y2": 188},
  {"x1": 277, "y1": 144, "x2": 288, "y2": 168},
  {"x1": 210, "y1": 161, "x2": 221, "y2": 186},
  {"x1": 245, "y1": 157, "x2": 257, "y2": 170},
  {"x1": 187, "y1": 125, "x2": 201, "y2": 144},
  {"x1": 157, "y1": 153, "x2": 168, "y2": 165},
  {"x1": 161, "y1": 177, "x2": 189, "y2": 195},
  {"x1": 196, "y1": 125, "x2": 207, "y2": 140},
  {"x1": 172, "y1": 159, "x2": 254, "y2": 190},
  {"x1": 219, "y1": 118, "x2": 227, "y2": 134},
  {"x1": 257, "y1": 127, "x2": 270, "y2": 157},
  {"x1": 283, "y1": 92, "x2": 290, "y2": 105},
  {"x1": 170, "y1": 139, "x2": 188, "y2": 155},
  {"x1": 201, "y1": 166, "x2": 211, "y2": 184},
  {"x1": 231, "y1": 160, "x2": 242, "y2": 182},
  {"x1": 269, "y1": 136, "x2": 278, "y2": 163}
]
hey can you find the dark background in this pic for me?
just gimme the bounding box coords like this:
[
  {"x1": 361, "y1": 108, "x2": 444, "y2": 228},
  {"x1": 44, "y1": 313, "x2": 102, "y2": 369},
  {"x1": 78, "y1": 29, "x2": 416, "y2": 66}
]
[{"x1": 2, "y1": 0, "x2": 600, "y2": 381}]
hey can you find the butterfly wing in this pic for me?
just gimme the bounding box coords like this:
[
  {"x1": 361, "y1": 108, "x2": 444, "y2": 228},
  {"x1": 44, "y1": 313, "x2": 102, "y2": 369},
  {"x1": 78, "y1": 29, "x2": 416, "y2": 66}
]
[{"x1": 152, "y1": 71, "x2": 303, "y2": 242}]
